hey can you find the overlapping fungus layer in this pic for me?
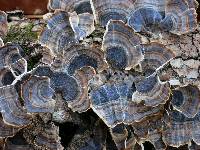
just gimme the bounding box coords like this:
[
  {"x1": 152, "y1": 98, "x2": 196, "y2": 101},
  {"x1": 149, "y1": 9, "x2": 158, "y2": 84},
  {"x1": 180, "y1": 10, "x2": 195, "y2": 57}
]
[{"x1": 0, "y1": 0, "x2": 199, "y2": 149}]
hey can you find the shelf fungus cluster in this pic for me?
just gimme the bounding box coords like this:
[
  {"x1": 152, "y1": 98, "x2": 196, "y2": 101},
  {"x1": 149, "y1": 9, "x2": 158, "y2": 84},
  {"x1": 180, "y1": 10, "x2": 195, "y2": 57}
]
[{"x1": 0, "y1": 0, "x2": 199, "y2": 149}]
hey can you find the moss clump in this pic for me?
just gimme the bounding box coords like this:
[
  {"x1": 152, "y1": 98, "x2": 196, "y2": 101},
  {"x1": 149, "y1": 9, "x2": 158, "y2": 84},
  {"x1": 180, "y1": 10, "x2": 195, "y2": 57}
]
[
  {"x1": 3, "y1": 22, "x2": 42, "y2": 70},
  {"x1": 3, "y1": 23, "x2": 38, "y2": 44}
]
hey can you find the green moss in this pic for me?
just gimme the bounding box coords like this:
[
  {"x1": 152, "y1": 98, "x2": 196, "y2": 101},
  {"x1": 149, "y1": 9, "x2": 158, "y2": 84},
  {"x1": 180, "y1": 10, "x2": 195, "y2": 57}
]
[
  {"x1": 3, "y1": 22, "x2": 42, "y2": 71},
  {"x1": 3, "y1": 23, "x2": 38, "y2": 44}
]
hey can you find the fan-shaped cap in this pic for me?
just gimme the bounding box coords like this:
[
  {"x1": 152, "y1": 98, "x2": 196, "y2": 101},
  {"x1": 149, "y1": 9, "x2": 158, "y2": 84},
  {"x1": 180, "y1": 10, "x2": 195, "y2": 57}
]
[
  {"x1": 0, "y1": 11, "x2": 8, "y2": 37},
  {"x1": 128, "y1": 0, "x2": 166, "y2": 33},
  {"x1": 48, "y1": 0, "x2": 92, "y2": 14},
  {"x1": 49, "y1": 71, "x2": 89, "y2": 112},
  {"x1": 141, "y1": 42, "x2": 175, "y2": 75},
  {"x1": 69, "y1": 12, "x2": 95, "y2": 40},
  {"x1": 32, "y1": 65, "x2": 94, "y2": 113},
  {"x1": 127, "y1": 0, "x2": 166, "y2": 33},
  {"x1": 50, "y1": 72, "x2": 79, "y2": 101},
  {"x1": 163, "y1": 110, "x2": 200, "y2": 147},
  {"x1": 161, "y1": 0, "x2": 198, "y2": 35},
  {"x1": 132, "y1": 75, "x2": 171, "y2": 107},
  {"x1": 63, "y1": 44, "x2": 107, "y2": 75},
  {"x1": 21, "y1": 75, "x2": 56, "y2": 113},
  {"x1": 67, "y1": 66, "x2": 96, "y2": 112},
  {"x1": 90, "y1": 81, "x2": 131, "y2": 127},
  {"x1": 90, "y1": 0, "x2": 136, "y2": 27},
  {"x1": 34, "y1": 123, "x2": 64, "y2": 150},
  {"x1": 127, "y1": 0, "x2": 198, "y2": 34},
  {"x1": 171, "y1": 84, "x2": 200, "y2": 118},
  {"x1": 49, "y1": 66, "x2": 95, "y2": 113},
  {"x1": 90, "y1": 77, "x2": 164, "y2": 127},
  {"x1": 128, "y1": 7, "x2": 163, "y2": 33},
  {"x1": 0, "y1": 85, "x2": 32, "y2": 127},
  {"x1": 103, "y1": 20, "x2": 143, "y2": 70},
  {"x1": 39, "y1": 11, "x2": 78, "y2": 56}
]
